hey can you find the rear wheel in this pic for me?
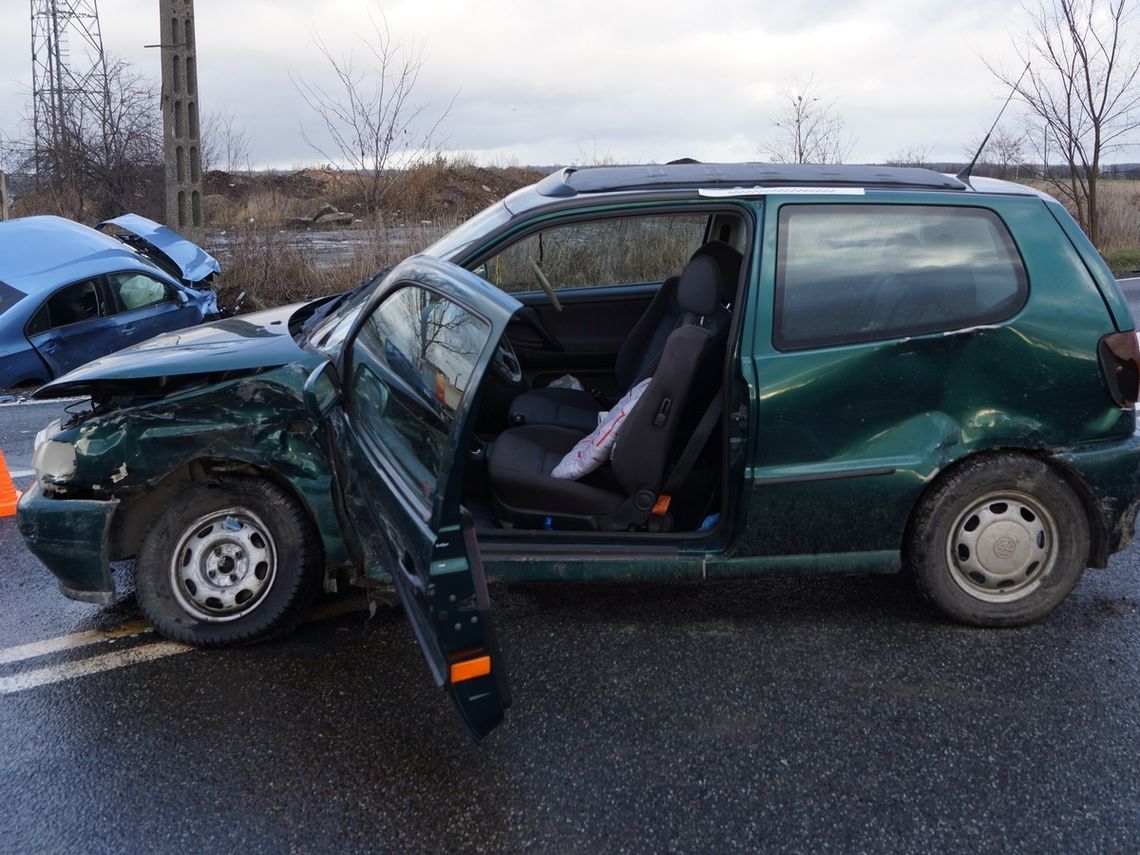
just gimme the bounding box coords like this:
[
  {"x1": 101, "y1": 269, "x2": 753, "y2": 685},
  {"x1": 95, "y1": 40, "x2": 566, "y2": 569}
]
[
  {"x1": 907, "y1": 454, "x2": 1090, "y2": 626},
  {"x1": 135, "y1": 477, "x2": 323, "y2": 646}
]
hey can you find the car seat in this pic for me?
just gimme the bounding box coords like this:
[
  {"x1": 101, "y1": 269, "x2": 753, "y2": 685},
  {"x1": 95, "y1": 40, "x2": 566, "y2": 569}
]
[
  {"x1": 488, "y1": 257, "x2": 727, "y2": 531},
  {"x1": 506, "y1": 240, "x2": 742, "y2": 434}
]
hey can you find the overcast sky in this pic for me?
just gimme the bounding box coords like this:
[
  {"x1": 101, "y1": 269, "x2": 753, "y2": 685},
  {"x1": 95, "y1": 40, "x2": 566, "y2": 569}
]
[{"x1": 3, "y1": 0, "x2": 1138, "y2": 169}]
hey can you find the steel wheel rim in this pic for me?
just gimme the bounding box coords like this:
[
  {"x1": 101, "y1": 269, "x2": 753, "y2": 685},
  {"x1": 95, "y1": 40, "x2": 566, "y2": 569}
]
[
  {"x1": 168, "y1": 506, "x2": 277, "y2": 622},
  {"x1": 945, "y1": 489, "x2": 1057, "y2": 603}
]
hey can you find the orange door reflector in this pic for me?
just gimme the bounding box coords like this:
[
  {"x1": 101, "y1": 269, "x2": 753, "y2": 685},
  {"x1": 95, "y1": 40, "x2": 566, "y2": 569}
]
[{"x1": 450, "y1": 655, "x2": 492, "y2": 683}]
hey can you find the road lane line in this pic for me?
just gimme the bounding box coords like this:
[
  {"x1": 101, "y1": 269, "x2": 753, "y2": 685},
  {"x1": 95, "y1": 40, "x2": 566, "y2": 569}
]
[
  {"x1": 0, "y1": 595, "x2": 372, "y2": 670},
  {"x1": 0, "y1": 641, "x2": 192, "y2": 694},
  {"x1": 0, "y1": 620, "x2": 153, "y2": 665}
]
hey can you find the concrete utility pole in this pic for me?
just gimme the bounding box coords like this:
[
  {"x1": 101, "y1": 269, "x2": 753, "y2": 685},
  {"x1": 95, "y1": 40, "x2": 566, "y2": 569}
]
[
  {"x1": 0, "y1": 171, "x2": 9, "y2": 221},
  {"x1": 159, "y1": 0, "x2": 203, "y2": 239}
]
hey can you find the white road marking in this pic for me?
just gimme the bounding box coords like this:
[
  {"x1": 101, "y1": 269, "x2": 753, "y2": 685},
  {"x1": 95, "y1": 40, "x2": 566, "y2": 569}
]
[
  {"x1": 9, "y1": 468, "x2": 33, "y2": 478},
  {"x1": 0, "y1": 594, "x2": 375, "y2": 694},
  {"x1": 0, "y1": 641, "x2": 191, "y2": 694},
  {"x1": 0, "y1": 620, "x2": 153, "y2": 666}
]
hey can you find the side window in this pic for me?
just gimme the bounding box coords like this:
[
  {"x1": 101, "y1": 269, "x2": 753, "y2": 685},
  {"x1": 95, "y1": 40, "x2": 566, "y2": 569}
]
[
  {"x1": 479, "y1": 214, "x2": 707, "y2": 293},
  {"x1": 349, "y1": 285, "x2": 491, "y2": 502},
  {"x1": 28, "y1": 279, "x2": 106, "y2": 334},
  {"x1": 774, "y1": 205, "x2": 1028, "y2": 350},
  {"x1": 108, "y1": 272, "x2": 173, "y2": 311}
]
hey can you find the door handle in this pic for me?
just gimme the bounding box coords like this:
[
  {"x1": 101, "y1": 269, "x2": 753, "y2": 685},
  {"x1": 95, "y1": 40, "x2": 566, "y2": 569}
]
[
  {"x1": 399, "y1": 552, "x2": 426, "y2": 595},
  {"x1": 122, "y1": 324, "x2": 136, "y2": 335}
]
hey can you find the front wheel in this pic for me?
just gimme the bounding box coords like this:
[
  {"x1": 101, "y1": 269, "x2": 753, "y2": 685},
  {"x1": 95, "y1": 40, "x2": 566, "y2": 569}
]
[
  {"x1": 135, "y1": 477, "x2": 323, "y2": 646},
  {"x1": 907, "y1": 454, "x2": 1090, "y2": 627}
]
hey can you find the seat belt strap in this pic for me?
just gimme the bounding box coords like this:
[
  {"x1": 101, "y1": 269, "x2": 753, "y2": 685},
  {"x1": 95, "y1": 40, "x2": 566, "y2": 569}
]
[{"x1": 661, "y1": 389, "x2": 725, "y2": 497}]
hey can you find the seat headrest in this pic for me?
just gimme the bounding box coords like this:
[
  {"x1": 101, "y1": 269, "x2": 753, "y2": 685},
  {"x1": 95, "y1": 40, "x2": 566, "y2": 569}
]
[
  {"x1": 689, "y1": 240, "x2": 744, "y2": 304},
  {"x1": 677, "y1": 255, "x2": 720, "y2": 317}
]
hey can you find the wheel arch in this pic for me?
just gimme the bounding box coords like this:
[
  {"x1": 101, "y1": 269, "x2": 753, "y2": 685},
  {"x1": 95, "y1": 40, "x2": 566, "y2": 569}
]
[
  {"x1": 902, "y1": 447, "x2": 1108, "y2": 570},
  {"x1": 109, "y1": 457, "x2": 329, "y2": 569}
]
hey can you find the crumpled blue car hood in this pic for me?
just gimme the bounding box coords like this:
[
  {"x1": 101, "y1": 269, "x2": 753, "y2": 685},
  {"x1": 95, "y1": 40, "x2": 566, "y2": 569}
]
[{"x1": 97, "y1": 214, "x2": 221, "y2": 284}]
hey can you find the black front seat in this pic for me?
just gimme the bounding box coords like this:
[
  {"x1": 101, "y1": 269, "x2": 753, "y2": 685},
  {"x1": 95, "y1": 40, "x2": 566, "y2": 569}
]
[
  {"x1": 488, "y1": 262, "x2": 725, "y2": 531},
  {"x1": 507, "y1": 240, "x2": 742, "y2": 434}
]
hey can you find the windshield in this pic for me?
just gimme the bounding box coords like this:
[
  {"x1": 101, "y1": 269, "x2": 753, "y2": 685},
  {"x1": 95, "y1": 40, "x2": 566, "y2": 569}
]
[{"x1": 421, "y1": 201, "x2": 511, "y2": 261}]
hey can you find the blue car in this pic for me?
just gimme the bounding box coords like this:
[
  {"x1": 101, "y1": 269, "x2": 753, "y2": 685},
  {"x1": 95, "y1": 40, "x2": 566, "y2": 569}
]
[{"x1": 0, "y1": 213, "x2": 220, "y2": 387}]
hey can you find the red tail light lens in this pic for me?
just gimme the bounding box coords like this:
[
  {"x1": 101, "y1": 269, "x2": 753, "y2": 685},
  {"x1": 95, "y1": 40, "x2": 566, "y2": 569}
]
[{"x1": 1098, "y1": 331, "x2": 1140, "y2": 407}]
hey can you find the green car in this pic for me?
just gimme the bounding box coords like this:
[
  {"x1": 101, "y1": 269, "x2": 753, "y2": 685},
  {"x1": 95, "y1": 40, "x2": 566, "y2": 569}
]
[{"x1": 18, "y1": 163, "x2": 1140, "y2": 740}]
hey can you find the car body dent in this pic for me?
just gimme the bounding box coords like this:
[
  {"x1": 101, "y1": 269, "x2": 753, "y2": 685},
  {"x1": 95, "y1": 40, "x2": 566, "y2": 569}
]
[{"x1": 24, "y1": 359, "x2": 349, "y2": 599}]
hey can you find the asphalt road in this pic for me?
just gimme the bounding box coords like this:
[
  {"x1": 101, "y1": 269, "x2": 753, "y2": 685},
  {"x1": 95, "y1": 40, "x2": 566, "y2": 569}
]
[{"x1": 2, "y1": 286, "x2": 1140, "y2": 852}]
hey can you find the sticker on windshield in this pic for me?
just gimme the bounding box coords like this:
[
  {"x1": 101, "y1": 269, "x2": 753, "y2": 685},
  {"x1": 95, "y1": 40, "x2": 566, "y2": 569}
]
[{"x1": 698, "y1": 186, "x2": 866, "y2": 197}]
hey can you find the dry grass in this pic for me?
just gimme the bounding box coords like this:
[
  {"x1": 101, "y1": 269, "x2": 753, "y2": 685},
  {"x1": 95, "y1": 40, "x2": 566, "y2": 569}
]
[{"x1": 207, "y1": 218, "x2": 456, "y2": 311}]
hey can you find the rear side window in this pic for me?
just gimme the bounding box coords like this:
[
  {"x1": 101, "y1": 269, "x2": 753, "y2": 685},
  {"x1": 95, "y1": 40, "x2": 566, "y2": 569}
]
[
  {"x1": 774, "y1": 205, "x2": 1027, "y2": 350},
  {"x1": 27, "y1": 278, "x2": 108, "y2": 335}
]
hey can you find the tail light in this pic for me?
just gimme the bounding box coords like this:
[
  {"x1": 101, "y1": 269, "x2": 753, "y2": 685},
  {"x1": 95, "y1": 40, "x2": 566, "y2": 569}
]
[{"x1": 1098, "y1": 331, "x2": 1140, "y2": 407}]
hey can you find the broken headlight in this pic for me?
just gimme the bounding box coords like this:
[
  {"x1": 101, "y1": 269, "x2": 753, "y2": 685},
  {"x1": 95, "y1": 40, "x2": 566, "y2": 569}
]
[{"x1": 32, "y1": 420, "x2": 76, "y2": 482}]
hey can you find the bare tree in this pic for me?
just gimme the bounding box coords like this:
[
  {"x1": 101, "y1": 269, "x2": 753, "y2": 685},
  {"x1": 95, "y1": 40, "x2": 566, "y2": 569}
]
[
  {"x1": 201, "y1": 108, "x2": 252, "y2": 174},
  {"x1": 294, "y1": 11, "x2": 453, "y2": 217},
  {"x1": 964, "y1": 124, "x2": 1029, "y2": 179},
  {"x1": 765, "y1": 77, "x2": 854, "y2": 164},
  {"x1": 80, "y1": 57, "x2": 163, "y2": 220},
  {"x1": 991, "y1": 0, "x2": 1140, "y2": 244},
  {"x1": 8, "y1": 56, "x2": 162, "y2": 220},
  {"x1": 886, "y1": 144, "x2": 934, "y2": 168}
]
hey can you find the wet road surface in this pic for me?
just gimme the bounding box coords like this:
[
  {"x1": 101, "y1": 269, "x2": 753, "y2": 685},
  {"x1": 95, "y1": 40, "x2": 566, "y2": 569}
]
[
  {"x1": 3, "y1": 286, "x2": 1140, "y2": 851},
  {"x1": 2, "y1": 520, "x2": 1138, "y2": 852}
]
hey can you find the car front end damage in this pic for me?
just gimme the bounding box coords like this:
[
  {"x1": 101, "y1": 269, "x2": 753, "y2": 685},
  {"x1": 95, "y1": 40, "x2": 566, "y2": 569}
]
[{"x1": 17, "y1": 361, "x2": 351, "y2": 604}]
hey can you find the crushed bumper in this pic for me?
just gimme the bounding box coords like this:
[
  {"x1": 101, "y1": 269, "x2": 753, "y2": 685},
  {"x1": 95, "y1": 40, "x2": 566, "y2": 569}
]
[
  {"x1": 17, "y1": 481, "x2": 119, "y2": 604},
  {"x1": 1053, "y1": 426, "x2": 1140, "y2": 561}
]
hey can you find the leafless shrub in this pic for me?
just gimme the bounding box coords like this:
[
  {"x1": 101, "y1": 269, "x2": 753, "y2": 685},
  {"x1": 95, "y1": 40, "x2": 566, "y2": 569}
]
[
  {"x1": 201, "y1": 109, "x2": 252, "y2": 175},
  {"x1": 209, "y1": 217, "x2": 456, "y2": 311}
]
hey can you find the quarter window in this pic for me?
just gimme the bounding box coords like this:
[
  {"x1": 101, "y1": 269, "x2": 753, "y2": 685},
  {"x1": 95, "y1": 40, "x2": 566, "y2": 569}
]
[
  {"x1": 774, "y1": 205, "x2": 1027, "y2": 350},
  {"x1": 349, "y1": 285, "x2": 490, "y2": 503}
]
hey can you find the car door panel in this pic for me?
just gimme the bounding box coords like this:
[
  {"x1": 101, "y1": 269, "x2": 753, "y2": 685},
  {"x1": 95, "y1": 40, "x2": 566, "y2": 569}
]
[
  {"x1": 27, "y1": 278, "x2": 119, "y2": 377},
  {"x1": 324, "y1": 258, "x2": 519, "y2": 740}
]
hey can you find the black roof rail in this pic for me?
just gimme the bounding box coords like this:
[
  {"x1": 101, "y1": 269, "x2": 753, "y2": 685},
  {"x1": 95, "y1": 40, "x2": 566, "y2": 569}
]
[{"x1": 535, "y1": 163, "x2": 968, "y2": 197}]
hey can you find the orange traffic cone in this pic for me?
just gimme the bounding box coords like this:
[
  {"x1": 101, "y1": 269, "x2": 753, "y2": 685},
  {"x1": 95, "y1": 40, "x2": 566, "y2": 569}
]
[{"x1": 0, "y1": 451, "x2": 22, "y2": 517}]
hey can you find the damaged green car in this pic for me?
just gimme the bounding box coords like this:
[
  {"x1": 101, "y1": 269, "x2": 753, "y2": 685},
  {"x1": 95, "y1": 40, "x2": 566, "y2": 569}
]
[{"x1": 18, "y1": 163, "x2": 1140, "y2": 740}]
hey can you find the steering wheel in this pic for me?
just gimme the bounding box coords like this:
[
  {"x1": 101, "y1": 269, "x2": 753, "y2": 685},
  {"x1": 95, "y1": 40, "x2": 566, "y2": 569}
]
[
  {"x1": 529, "y1": 258, "x2": 563, "y2": 312},
  {"x1": 492, "y1": 337, "x2": 523, "y2": 384}
]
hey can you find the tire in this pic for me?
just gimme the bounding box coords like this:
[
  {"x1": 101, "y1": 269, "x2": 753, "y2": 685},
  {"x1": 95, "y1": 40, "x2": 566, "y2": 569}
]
[
  {"x1": 906, "y1": 454, "x2": 1090, "y2": 627},
  {"x1": 135, "y1": 476, "x2": 323, "y2": 646}
]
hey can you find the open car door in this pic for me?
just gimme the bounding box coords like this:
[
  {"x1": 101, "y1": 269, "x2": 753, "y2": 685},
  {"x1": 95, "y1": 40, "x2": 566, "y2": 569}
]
[{"x1": 317, "y1": 257, "x2": 520, "y2": 741}]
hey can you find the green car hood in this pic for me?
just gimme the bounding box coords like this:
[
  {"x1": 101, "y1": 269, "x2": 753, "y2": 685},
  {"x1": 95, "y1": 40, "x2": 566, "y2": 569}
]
[{"x1": 34, "y1": 302, "x2": 310, "y2": 398}]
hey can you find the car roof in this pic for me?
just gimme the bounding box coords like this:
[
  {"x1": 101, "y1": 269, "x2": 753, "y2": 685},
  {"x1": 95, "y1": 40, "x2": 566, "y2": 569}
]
[
  {"x1": 528, "y1": 162, "x2": 1048, "y2": 200},
  {"x1": 0, "y1": 215, "x2": 166, "y2": 297}
]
